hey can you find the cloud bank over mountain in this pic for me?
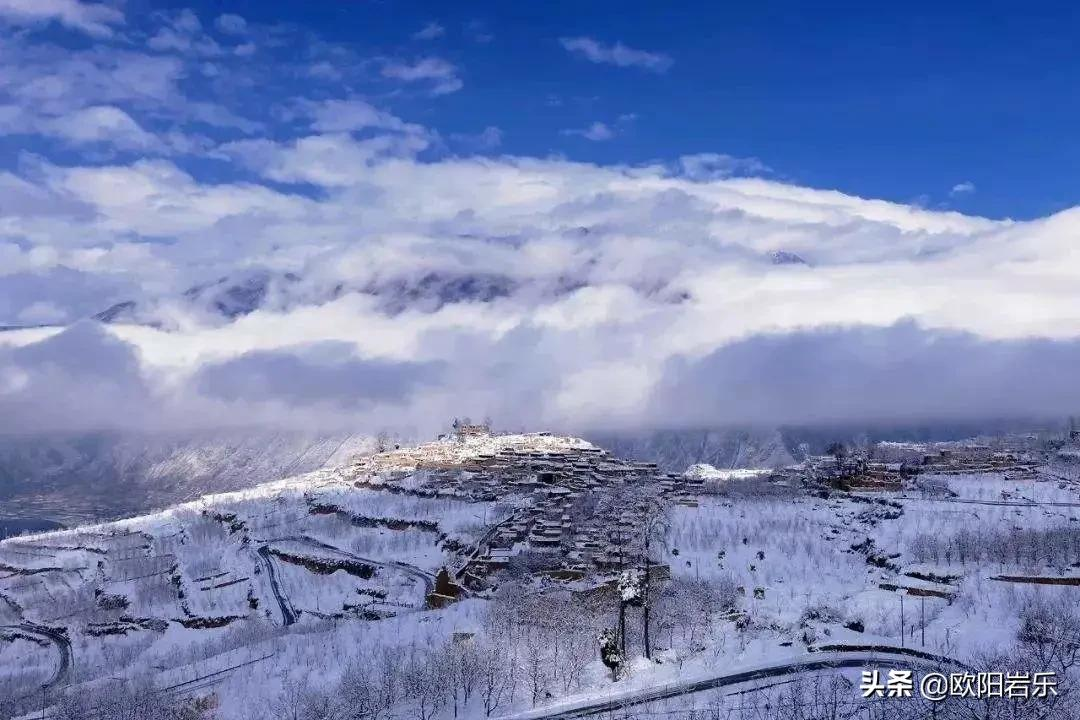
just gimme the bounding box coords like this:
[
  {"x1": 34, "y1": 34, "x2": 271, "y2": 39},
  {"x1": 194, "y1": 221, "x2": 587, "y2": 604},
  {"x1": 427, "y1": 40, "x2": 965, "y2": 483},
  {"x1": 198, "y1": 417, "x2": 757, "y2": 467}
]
[{"x1": 1, "y1": 3, "x2": 1078, "y2": 437}]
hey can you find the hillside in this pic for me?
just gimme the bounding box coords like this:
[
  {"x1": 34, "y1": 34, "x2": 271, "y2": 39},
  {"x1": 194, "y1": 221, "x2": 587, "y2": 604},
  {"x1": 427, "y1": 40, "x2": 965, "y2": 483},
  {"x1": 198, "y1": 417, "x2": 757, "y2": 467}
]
[
  {"x1": 0, "y1": 431, "x2": 376, "y2": 527},
  {"x1": 1, "y1": 430, "x2": 1078, "y2": 719}
]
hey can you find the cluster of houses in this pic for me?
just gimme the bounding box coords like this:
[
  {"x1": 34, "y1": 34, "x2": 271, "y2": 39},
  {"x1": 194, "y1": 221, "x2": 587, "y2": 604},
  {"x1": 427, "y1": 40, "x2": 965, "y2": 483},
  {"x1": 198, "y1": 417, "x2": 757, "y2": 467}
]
[
  {"x1": 795, "y1": 441, "x2": 1039, "y2": 490},
  {"x1": 354, "y1": 427, "x2": 701, "y2": 581},
  {"x1": 352, "y1": 426, "x2": 1049, "y2": 588},
  {"x1": 917, "y1": 446, "x2": 1037, "y2": 476},
  {"x1": 792, "y1": 454, "x2": 909, "y2": 490},
  {"x1": 464, "y1": 447, "x2": 695, "y2": 578}
]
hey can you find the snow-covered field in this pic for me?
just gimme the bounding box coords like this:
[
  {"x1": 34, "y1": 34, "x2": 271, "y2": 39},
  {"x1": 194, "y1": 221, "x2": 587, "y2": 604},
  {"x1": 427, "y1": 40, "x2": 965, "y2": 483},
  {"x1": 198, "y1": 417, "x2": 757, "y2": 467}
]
[{"x1": 2, "y1": 434, "x2": 1079, "y2": 719}]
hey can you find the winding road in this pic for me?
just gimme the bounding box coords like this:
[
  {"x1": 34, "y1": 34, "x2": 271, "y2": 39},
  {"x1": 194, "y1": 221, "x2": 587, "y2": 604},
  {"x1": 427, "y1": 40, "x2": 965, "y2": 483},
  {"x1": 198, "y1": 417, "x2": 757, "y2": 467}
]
[
  {"x1": 1, "y1": 622, "x2": 73, "y2": 696},
  {"x1": 255, "y1": 545, "x2": 299, "y2": 626},
  {"x1": 290, "y1": 535, "x2": 437, "y2": 596},
  {"x1": 255, "y1": 535, "x2": 438, "y2": 626},
  {"x1": 497, "y1": 647, "x2": 964, "y2": 720}
]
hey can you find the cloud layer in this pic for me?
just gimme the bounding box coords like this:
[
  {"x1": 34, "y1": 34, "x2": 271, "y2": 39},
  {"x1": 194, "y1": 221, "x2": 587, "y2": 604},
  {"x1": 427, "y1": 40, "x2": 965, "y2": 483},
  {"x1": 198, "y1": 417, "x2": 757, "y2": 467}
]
[{"x1": 1, "y1": 3, "x2": 1078, "y2": 438}]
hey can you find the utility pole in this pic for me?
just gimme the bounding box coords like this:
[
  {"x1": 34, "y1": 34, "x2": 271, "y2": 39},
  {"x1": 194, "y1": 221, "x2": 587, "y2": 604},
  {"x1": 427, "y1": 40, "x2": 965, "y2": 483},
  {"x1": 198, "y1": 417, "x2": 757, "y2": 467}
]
[
  {"x1": 920, "y1": 596, "x2": 926, "y2": 647},
  {"x1": 643, "y1": 519, "x2": 651, "y2": 660},
  {"x1": 899, "y1": 592, "x2": 906, "y2": 647},
  {"x1": 41, "y1": 684, "x2": 47, "y2": 720}
]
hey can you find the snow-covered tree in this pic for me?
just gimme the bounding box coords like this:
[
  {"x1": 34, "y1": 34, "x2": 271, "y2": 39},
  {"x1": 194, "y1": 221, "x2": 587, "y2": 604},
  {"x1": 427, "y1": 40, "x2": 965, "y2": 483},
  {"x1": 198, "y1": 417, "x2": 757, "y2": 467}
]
[{"x1": 597, "y1": 628, "x2": 622, "y2": 681}]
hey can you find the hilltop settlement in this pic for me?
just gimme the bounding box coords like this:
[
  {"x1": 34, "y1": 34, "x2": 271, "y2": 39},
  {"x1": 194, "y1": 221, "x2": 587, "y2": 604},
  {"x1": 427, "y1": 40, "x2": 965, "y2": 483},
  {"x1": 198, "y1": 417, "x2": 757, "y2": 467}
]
[{"x1": 4, "y1": 423, "x2": 1080, "y2": 719}]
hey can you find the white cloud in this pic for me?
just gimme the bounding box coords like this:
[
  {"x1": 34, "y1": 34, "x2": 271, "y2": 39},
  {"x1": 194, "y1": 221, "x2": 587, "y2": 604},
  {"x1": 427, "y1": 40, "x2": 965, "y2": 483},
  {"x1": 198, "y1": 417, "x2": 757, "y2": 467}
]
[
  {"x1": 678, "y1": 153, "x2": 771, "y2": 179},
  {"x1": 381, "y1": 57, "x2": 463, "y2": 95},
  {"x1": 451, "y1": 126, "x2": 503, "y2": 151},
  {"x1": 562, "y1": 121, "x2": 615, "y2": 141},
  {"x1": 46, "y1": 105, "x2": 160, "y2": 149},
  {"x1": 215, "y1": 13, "x2": 247, "y2": 35},
  {"x1": 52, "y1": 158, "x2": 311, "y2": 236},
  {"x1": 0, "y1": 38, "x2": 259, "y2": 142},
  {"x1": 0, "y1": 103, "x2": 169, "y2": 153},
  {"x1": 562, "y1": 114, "x2": 636, "y2": 142},
  {"x1": 0, "y1": 0, "x2": 123, "y2": 37},
  {"x1": 10, "y1": 143, "x2": 1080, "y2": 436},
  {"x1": 463, "y1": 20, "x2": 493, "y2": 44},
  {"x1": 412, "y1": 22, "x2": 444, "y2": 40},
  {"x1": 5, "y1": 8, "x2": 1080, "y2": 439},
  {"x1": 16, "y1": 300, "x2": 68, "y2": 324},
  {"x1": 299, "y1": 98, "x2": 418, "y2": 134},
  {"x1": 218, "y1": 132, "x2": 431, "y2": 186},
  {"x1": 307, "y1": 62, "x2": 340, "y2": 81},
  {"x1": 147, "y1": 9, "x2": 224, "y2": 56},
  {"x1": 951, "y1": 180, "x2": 976, "y2": 196},
  {"x1": 560, "y1": 36, "x2": 673, "y2": 73}
]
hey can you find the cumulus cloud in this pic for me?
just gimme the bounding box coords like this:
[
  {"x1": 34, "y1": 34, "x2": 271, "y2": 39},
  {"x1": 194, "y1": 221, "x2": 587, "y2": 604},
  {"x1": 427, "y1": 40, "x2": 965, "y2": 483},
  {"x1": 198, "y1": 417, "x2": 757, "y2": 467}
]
[
  {"x1": 0, "y1": 104, "x2": 159, "y2": 150},
  {"x1": 951, "y1": 180, "x2": 976, "y2": 196},
  {"x1": 412, "y1": 22, "x2": 444, "y2": 40},
  {"x1": 463, "y1": 20, "x2": 493, "y2": 44},
  {"x1": 215, "y1": 13, "x2": 247, "y2": 35},
  {"x1": 562, "y1": 121, "x2": 615, "y2": 141},
  {"x1": 47, "y1": 106, "x2": 162, "y2": 149},
  {"x1": 559, "y1": 36, "x2": 673, "y2": 73},
  {"x1": 217, "y1": 132, "x2": 431, "y2": 186},
  {"x1": 562, "y1": 115, "x2": 636, "y2": 142},
  {"x1": 299, "y1": 98, "x2": 419, "y2": 134},
  {"x1": 146, "y1": 8, "x2": 225, "y2": 56},
  {"x1": 678, "y1": 153, "x2": 771, "y2": 180},
  {"x1": 0, "y1": 0, "x2": 123, "y2": 37},
  {"x1": 0, "y1": 35, "x2": 261, "y2": 154},
  {"x1": 381, "y1": 57, "x2": 463, "y2": 95},
  {"x1": 450, "y1": 126, "x2": 503, "y2": 151},
  {"x1": 0, "y1": 45, "x2": 184, "y2": 118}
]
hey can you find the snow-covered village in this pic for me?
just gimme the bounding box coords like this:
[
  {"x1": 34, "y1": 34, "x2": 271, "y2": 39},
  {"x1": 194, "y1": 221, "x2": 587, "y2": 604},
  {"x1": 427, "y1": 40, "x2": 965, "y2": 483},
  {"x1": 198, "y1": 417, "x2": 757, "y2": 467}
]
[{"x1": 3, "y1": 421, "x2": 1080, "y2": 719}]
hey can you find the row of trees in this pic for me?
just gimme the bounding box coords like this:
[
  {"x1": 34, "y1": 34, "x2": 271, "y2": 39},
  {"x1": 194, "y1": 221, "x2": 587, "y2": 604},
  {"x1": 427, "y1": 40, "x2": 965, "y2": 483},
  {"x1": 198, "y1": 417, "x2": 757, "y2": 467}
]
[{"x1": 908, "y1": 525, "x2": 1080, "y2": 569}]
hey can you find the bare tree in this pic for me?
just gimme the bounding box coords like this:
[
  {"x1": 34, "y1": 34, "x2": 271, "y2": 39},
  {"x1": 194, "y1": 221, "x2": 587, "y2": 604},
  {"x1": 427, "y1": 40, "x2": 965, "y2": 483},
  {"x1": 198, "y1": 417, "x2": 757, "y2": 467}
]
[
  {"x1": 477, "y1": 637, "x2": 512, "y2": 717},
  {"x1": 1018, "y1": 597, "x2": 1080, "y2": 675},
  {"x1": 638, "y1": 493, "x2": 670, "y2": 660}
]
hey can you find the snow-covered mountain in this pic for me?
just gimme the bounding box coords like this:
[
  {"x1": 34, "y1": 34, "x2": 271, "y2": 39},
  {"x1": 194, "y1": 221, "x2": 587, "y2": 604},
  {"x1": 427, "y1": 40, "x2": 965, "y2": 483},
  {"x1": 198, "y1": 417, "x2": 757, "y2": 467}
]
[
  {"x1": 94, "y1": 269, "x2": 301, "y2": 326},
  {"x1": 0, "y1": 431, "x2": 376, "y2": 526},
  {"x1": 586, "y1": 427, "x2": 796, "y2": 471},
  {"x1": 90, "y1": 267, "x2": 529, "y2": 328},
  {"x1": 87, "y1": 248, "x2": 801, "y2": 329},
  {"x1": 0, "y1": 427, "x2": 791, "y2": 527},
  {"x1": 5, "y1": 421, "x2": 1051, "y2": 530}
]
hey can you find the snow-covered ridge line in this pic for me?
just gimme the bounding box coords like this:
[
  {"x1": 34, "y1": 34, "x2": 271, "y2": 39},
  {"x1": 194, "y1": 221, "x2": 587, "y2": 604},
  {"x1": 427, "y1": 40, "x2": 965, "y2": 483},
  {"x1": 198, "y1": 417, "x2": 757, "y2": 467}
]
[{"x1": 0, "y1": 432, "x2": 594, "y2": 545}]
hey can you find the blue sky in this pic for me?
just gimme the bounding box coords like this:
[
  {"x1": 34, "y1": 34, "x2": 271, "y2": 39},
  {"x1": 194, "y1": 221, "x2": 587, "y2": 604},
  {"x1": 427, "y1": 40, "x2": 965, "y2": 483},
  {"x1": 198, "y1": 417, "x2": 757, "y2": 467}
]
[
  {"x1": 3, "y1": 1, "x2": 1080, "y2": 218},
  {"x1": 141, "y1": 0, "x2": 1080, "y2": 220}
]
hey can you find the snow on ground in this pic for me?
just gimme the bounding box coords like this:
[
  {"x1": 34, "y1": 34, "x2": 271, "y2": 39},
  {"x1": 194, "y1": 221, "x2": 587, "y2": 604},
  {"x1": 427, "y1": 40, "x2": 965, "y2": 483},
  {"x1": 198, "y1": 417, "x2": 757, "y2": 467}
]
[
  {"x1": 2, "y1": 435, "x2": 1080, "y2": 718},
  {"x1": 683, "y1": 464, "x2": 771, "y2": 482}
]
